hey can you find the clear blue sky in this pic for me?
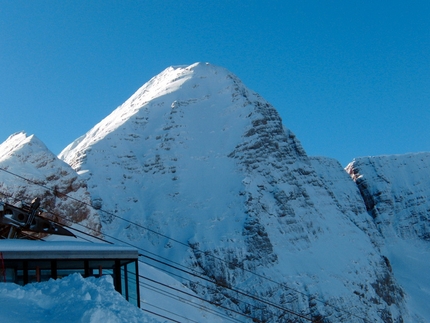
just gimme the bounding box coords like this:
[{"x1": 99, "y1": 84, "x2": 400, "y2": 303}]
[{"x1": 1, "y1": 1, "x2": 429, "y2": 166}]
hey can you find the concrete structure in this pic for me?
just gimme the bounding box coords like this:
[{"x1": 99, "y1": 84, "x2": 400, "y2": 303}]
[{"x1": 0, "y1": 240, "x2": 140, "y2": 307}]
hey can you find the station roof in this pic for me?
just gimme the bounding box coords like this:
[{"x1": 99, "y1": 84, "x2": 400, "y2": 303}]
[{"x1": 0, "y1": 240, "x2": 138, "y2": 260}]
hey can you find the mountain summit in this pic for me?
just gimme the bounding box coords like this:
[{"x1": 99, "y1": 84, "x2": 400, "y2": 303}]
[{"x1": 57, "y1": 63, "x2": 414, "y2": 322}]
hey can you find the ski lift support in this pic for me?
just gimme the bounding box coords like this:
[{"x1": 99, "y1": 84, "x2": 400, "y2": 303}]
[{"x1": 0, "y1": 197, "x2": 75, "y2": 239}]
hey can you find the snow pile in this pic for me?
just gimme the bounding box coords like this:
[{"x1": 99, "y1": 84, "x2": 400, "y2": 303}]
[{"x1": 0, "y1": 274, "x2": 154, "y2": 323}]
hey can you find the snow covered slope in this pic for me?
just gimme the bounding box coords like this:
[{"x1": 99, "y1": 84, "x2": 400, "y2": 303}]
[
  {"x1": 0, "y1": 132, "x2": 100, "y2": 236},
  {"x1": 57, "y1": 63, "x2": 414, "y2": 322}
]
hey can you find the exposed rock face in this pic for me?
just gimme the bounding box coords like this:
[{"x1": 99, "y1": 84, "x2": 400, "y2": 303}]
[
  {"x1": 57, "y1": 63, "x2": 413, "y2": 322},
  {"x1": 0, "y1": 132, "x2": 101, "y2": 236},
  {"x1": 346, "y1": 154, "x2": 430, "y2": 322},
  {"x1": 346, "y1": 153, "x2": 430, "y2": 241}
]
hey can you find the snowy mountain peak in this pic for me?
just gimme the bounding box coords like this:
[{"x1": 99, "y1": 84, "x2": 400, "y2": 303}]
[
  {"x1": 55, "y1": 63, "x2": 417, "y2": 322},
  {"x1": 1, "y1": 64, "x2": 429, "y2": 322},
  {"x1": 0, "y1": 132, "x2": 101, "y2": 236},
  {"x1": 59, "y1": 62, "x2": 261, "y2": 165},
  {"x1": 0, "y1": 132, "x2": 50, "y2": 162}
]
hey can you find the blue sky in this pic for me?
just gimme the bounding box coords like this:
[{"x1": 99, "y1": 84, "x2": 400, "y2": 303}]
[{"x1": 1, "y1": 1, "x2": 429, "y2": 166}]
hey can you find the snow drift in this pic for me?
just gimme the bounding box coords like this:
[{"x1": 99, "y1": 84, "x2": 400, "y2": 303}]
[{"x1": 0, "y1": 274, "x2": 152, "y2": 323}]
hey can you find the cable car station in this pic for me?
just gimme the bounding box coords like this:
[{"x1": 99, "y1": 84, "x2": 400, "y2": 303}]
[{"x1": 0, "y1": 199, "x2": 140, "y2": 308}]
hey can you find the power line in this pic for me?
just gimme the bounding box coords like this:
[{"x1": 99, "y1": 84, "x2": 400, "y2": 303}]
[
  {"x1": 1, "y1": 190, "x2": 278, "y2": 321},
  {"x1": 139, "y1": 307, "x2": 182, "y2": 323},
  {"x1": 139, "y1": 280, "x2": 241, "y2": 323},
  {"x1": 0, "y1": 166, "x2": 372, "y2": 323},
  {"x1": 1, "y1": 187, "x2": 314, "y2": 321},
  {"x1": 139, "y1": 273, "x2": 256, "y2": 323}
]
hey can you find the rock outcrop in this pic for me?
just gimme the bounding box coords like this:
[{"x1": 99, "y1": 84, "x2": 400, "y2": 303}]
[{"x1": 346, "y1": 154, "x2": 430, "y2": 322}]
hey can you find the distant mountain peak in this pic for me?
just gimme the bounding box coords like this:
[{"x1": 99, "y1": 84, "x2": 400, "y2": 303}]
[
  {"x1": 0, "y1": 132, "x2": 101, "y2": 236},
  {"x1": 0, "y1": 132, "x2": 48, "y2": 161},
  {"x1": 0, "y1": 132, "x2": 61, "y2": 174},
  {"x1": 59, "y1": 62, "x2": 300, "y2": 168}
]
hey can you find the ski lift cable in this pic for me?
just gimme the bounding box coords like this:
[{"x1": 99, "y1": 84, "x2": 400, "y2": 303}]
[
  {"x1": 1, "y1": 192, "x2": 289, "y2": 321},
  {"x1": 139, "y1": 273, "x2": 259, "y2": 322},
  {"x1": 139, "y1": 307, "x2": 182, "y2": 323},
  {"x1": 139, "y1": 281, "x2": 243, "y2": 323},
  {"x1": 138, "y1": 261, "x2": 258, "y2": 312},
  {"x1": 1, "y1": 188, "x2": 315, "y2": 322},
  {"x1": 0, "y1": 166, "x2": 372, "y2": 323},
  {"x1": 139, "y1": 254, "x2": 313, "y2": 321},
  {"x1": 140, "y1": 292, "x2": 202, "y2": 323}
]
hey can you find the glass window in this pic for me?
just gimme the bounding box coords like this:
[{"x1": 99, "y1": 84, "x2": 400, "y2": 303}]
[
  {"x1": 128, "y1": 262, "x2": 138, "y2": 307},
  {"x1": 56, "y1": 260, "x2": 85, "y2": 278},
  {"x1": 120, "y1": 261, "x2": 139, "y2": 307},
  {"x1": 27, "y1": 260, "x2": 52, "y2": 283},
  {"x1": 89, "y1": 260, "x2": 115, "y2": 277},
  {"x1": 5, "y1": 268, "x2": 15, "y2": 282},
  {"x1": 1, "y1": 257, "x2": 139, "y2": 307}
]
